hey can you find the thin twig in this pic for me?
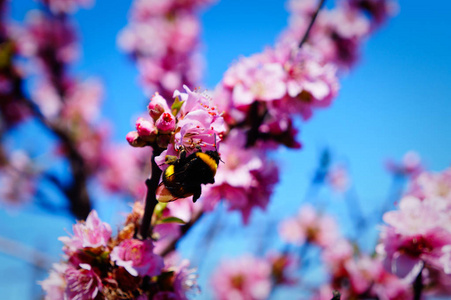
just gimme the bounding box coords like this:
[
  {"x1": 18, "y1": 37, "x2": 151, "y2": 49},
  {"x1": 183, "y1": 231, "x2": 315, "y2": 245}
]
[{"x1": 299, "y1": 0, "x2": 326, "y2": 48}]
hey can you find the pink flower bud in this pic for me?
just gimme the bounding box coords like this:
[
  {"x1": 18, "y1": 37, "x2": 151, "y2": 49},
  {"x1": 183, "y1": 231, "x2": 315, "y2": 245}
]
[
  {"x1": 135, "y1": 117, "x2": 156, "y2": 136},
  {"x1": 155, "y1": 112, "x2": 175, "y2": 133},
  {"x1": 126, "y1": 131, "x2": 146, "y2": 147},
  {"x1": 148, "y1": 93, "x2": 170, "y2": 121}
]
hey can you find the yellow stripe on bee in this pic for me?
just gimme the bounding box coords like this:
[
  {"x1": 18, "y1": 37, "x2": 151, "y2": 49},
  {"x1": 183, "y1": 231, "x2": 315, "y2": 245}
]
[
  {"x1": 196, "y1": 152, "x2": 217, "y2": 175},
  {"x1": 164, "y1": 165, "x2": 176, "y2": 183}
]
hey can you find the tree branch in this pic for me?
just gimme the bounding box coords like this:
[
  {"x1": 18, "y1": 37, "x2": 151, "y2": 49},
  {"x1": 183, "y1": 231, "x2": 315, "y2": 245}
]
[{"x1": 138, "y1": 148, "x2": 163, "y2": 239}]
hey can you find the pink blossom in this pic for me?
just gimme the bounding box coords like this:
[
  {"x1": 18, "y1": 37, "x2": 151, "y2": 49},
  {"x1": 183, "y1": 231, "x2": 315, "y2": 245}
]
[
  {"x1": 322, "y1": 238, "x2": 354, "y2": 274},
  {"x1": 386, "y1": 151, "x2": 423, "y2": 177},
  {"x1": 345, "y1": 255, "x2": 412, "y2": 299},
  {"x1": 31, "y1": 81, "x2": 62, "y2": 118},
  {"x1": 211, "y1": 255, "x2": 272, "y2": 300},
  {"x1": 16, "y1": 10, "x2": 78, "y2": 64},
  {"x1": 345, "y1": 255, "x2": 384, "y2": 294},
  {"x1": 39, "y1": 0, "x2": 93, "y2": 14},
  {"x1": 97, "y1": 145, "x2": 148, "y2": 199},
  {"x1": 173, "y1": 85, "x2": 225, "y2": 152},
  {"x1": 39, "y1": 263, "x2": 68, "y2": 300},
  {"x1": 263, "y1": 46, "x2": 339, "y2": 120},
  {"x1": 172, "y1": 259, "x2": 200, "y2": 300},
  {"x1": 267, "y1": 252, "x2": 297, "y2": 285},
  {"x1": 279, "y1": 204, "x2": 339, "y2": 247},
  {"x1": 378, "y1": 195, "x2": 451, "y2": 279},
  {"x1": 61, "y1": 78, "x2": 103, "y2": 123},
  {"x1": 32, "y1": 78, "x2": 103, "y2": 123},
  {"x1": 201, "y1": 130, "x2": 278, "y2": 223},
  {"x1": 407, "y1": 166, "x2": 451, "y2": 202},
  {"x1": 348, "y1": 0, "x2": 398, "y2": 28},
  {"x1": 223, "y1": 54, "x2": 286, "y2": 106},
  {"x1": 64, "y1": 264, "x2": 102, "y2": 300},
  {"x1": 327, "y1": 164, "x2": 351, "y2": 193},
  {"x1": 110, "y1": 238, "x2": 164, "y2": 277},
  {"x1": 118, "y1": 0, "x2": 212, "y2": 97},
  {"x1": 281, "y1": 1, "x2": 371, "y2": 68},
  {"x1": 0, "y1": 151, "x2": 36, "y2": 205},
  {"x1": 59, "y1": 210, "x2": 112, "y2": 252}
]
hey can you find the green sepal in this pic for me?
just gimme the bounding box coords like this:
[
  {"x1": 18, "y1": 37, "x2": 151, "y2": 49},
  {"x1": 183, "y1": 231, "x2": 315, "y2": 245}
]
[{"x1": 171, "y1": 95, "x2": 184, "y2": 116}]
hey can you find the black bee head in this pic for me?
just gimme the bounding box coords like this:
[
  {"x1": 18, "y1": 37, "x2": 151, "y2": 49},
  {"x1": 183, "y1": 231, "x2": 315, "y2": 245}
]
[{"x1": 205, "y1": 150, "x2": 221, "y2": 165}]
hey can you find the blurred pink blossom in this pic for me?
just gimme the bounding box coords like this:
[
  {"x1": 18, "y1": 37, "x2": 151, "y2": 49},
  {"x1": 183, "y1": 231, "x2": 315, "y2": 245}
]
[
  {"x1": 279, "y1": 204, "x2": 339, "y2": 247},
  {"x1": 39, "y1": 263, "x2": 67, "y2": 300},
  {"x1": 39, "y1": 0, "x2": 93, "y2": 14},
  {"x1": 378, "y1": 194, "x2": 451, "y2": 286},
  {"x1": 385, "y1": 151, "x2": 423, "y2": 177},
  {"x1": 211, "y1": 255, "x2": 272, "y2": 300},
  {"x1": 327, "y1": 164, "x2": 351, "y2": 193}
]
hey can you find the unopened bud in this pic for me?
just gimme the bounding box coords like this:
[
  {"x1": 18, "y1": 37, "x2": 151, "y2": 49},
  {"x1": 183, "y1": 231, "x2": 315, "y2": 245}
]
[
  {"x1": 126, "y1": 131, "x2": 146, "y2": 147},
  {"x1": 148, "y1": 93, "x2": 169, "y2": 121},
  {"x1": 155, "y1": 112, "x2": 176, "y2": 133},
  {"x1": 136, "y1": 117, "x2": 156, "y2": 136}
]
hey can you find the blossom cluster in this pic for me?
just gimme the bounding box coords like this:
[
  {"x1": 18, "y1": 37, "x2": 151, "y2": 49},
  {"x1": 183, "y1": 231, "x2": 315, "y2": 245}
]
[
  {"x1": 40, "y1": 209, "x2": 199, "y2": 300},
  {"x1": 126, "y1": 85, "x2": 225, "y2": 163},
  {"x1": 193, "y1": 0, "x2": 395, "y2": 222},
  {"x1": 118, "y1": 0, "x2": 216, "y2": 98},
  {"x1": 378, "y1": 166, "x2": 451, "y2": 295},
  {"x1": 278, "y1": 203, "x2": 412, "y2": 299}
]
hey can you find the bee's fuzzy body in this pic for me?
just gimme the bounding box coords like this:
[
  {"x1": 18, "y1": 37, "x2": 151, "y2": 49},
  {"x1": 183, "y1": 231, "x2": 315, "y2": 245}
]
[{"x1": 159, "y1": 150, "x2": 220, "y2": 202}]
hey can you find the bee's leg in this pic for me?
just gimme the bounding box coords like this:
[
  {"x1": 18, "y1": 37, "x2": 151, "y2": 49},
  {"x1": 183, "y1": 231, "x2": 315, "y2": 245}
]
[
  {"x1": 192, "y1": 186, "x2": 202, "y2": 203},
  {"x1": 179, "y1": 150, "x2": 187, "y2": 162},
  {"x1": 181, "y1": 150, "x2": 186, "y2": 159}
]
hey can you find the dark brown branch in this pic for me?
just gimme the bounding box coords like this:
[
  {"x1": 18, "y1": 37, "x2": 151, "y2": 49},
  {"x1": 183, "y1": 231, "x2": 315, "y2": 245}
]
[
  {"x1": 138, "y1": 148, "x2": 163, "y2": 239},
  {"x1": 299, "y1": 0, "x2": 326, "y2": 48}
]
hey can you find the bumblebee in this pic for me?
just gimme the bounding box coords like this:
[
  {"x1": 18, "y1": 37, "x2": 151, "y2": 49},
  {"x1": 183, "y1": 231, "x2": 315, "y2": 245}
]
[{"x1": 157, "y1": 148, "x2": 221, "y2": 203}]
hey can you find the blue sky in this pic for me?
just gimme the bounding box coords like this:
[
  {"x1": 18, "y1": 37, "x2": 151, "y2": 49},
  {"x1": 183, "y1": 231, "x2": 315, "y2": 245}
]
[{"x1": 2, "y1": 0, "x2": 451, "y2": 298}]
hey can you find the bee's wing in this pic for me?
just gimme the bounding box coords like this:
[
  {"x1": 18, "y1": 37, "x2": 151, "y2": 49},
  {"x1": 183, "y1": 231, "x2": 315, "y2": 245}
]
[{"x1": 156, "y1": 182, "x2": 180, "y2": 203}]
